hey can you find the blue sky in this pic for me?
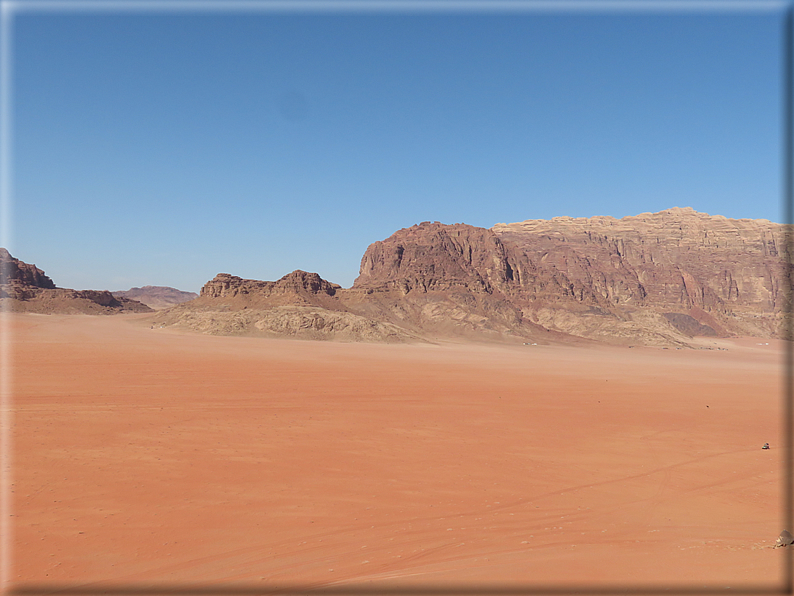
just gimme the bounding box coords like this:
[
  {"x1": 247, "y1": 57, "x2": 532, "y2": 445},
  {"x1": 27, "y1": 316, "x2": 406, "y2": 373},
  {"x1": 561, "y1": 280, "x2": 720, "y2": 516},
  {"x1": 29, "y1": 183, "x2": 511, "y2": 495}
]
[{"x1": 5, "y1": 1, "x2": 786, "y2": 292}]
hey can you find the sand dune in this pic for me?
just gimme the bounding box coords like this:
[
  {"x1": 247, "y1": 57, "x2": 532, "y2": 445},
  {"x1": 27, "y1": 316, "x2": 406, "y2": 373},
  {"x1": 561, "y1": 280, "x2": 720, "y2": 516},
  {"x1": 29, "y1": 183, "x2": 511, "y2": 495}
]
[{"x1": 8, "y1": 313, "x2": 787, "y2": 591}]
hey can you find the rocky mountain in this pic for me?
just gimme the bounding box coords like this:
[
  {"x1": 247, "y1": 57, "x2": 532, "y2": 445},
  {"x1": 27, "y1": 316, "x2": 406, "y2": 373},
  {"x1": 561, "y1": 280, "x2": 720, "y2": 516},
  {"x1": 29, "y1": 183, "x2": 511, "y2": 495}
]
[
  {"x1": 0, "y1": 249, "x2": 152, "y2": 314},
  {"x1": 158, "y1": 208, "x2": 788, "y2": 346},
  {"x1": 112, "y1": 286, "x2": 198, "y2": 310}
]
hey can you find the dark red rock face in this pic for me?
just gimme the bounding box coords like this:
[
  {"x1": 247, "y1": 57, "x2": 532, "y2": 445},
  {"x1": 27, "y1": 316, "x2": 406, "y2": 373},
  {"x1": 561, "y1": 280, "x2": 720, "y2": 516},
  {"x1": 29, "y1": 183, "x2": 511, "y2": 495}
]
[
  {"x1": 353, "y1": 222, "x2": 615, "y2": 309},
  {"x1": 0, "y1": 248, "x2": 56, "y2": 294},
  {"x1": 492, "y1": 208, "x2": 787, "y2": 324},
  {"x1": 355, "y1": 223, "x2": 513, "y2": 295},
  {"x1": 0, "y1": 248, "x2": 152, "y2": 314}
]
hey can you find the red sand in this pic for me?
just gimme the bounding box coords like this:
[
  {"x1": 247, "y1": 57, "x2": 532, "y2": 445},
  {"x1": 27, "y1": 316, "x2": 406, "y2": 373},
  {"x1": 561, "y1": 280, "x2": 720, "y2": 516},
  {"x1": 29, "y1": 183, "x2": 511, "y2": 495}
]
[{"x1": 7, "y1": 313, "x2": 788, "y2": 591}]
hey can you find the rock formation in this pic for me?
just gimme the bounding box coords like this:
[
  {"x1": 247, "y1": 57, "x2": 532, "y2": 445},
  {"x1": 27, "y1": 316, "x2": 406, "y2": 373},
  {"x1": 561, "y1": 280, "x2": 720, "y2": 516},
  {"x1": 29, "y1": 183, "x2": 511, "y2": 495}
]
[
  {"x1": 200, "y1": 270, "x2": 341, "y2": 308},
  {"x1": 18, "y1": 207, "x2": 783, "y2": 344},
  {"x1": 491, "y1": 207, "x2": 787, "y2": 342},
  {"x1": 338, "y1": 208, "x2": 789, "y2": 345},
  {"x1": 776, "y1": 530, "x2": 793, "y2": 548},
  {"x1": 112, "y1": 286, "x2": 198, "y2": 310},
  {"x1": 155, "y1": 271, "x2": 420, "y2": 343},
  {"x1": 158, "y1": 208, "x2": 790, "y2": 345},
  {"x1": 0, "y1": 249, "x2": 152, "y2": 314},
  {"x1": 343, "y1": 222, "x2": 572, "y2": 343}
]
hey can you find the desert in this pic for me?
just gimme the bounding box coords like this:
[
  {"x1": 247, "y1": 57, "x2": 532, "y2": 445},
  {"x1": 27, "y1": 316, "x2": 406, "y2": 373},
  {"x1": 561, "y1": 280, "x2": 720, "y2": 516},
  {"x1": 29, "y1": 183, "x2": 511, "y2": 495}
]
[
  {"x1": 4, "y1": 208, "x2": 790, "y2": 593},
  {"x1": 9, "y1": 313, "x2": 787, "y2": 591}
]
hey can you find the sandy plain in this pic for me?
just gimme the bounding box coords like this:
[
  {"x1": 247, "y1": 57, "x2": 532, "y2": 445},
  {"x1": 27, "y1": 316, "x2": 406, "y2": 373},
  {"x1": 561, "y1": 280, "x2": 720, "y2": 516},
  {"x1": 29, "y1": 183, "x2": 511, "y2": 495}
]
[{"x1": 6, "y1": 313, "x2": 790, "y2": 593}]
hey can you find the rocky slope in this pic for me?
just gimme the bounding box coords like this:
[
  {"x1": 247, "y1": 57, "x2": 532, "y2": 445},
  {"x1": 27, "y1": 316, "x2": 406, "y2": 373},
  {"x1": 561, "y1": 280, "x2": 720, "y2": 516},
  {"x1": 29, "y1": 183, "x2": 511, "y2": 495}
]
[
  {"x1": 0, "y1": 249, "x2": 152, "y2": 314},
  {"x1": 112, "y1": 286, "x2": 198, "y2": 310},
  {"x1": 154, "y1": 271, "x2": 420, "y2": 342}
]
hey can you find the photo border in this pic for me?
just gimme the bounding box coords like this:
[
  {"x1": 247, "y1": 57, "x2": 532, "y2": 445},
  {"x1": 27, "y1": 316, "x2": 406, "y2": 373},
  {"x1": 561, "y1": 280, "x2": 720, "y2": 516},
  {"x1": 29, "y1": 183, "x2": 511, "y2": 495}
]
[{"x1": 1, "y1": 1, "x2": 790, "y2": 594}]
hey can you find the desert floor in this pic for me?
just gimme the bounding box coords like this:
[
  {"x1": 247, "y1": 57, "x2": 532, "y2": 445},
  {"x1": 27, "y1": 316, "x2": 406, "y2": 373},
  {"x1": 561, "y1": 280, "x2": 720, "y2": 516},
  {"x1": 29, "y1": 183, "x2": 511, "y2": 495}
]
[{"x1": 7, "y1": 313, "x2": 790, "y2": 593}]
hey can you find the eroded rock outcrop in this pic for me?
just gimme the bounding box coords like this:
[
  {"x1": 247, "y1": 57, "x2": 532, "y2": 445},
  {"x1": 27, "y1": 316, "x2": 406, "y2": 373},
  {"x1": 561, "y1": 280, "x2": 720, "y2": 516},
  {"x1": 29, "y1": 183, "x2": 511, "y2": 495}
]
[
  {"x1": 193, "y1": 270, "x2": 343, "y2": 313},
  {"x1": 155, "y1": 305, "x2": 419, "y2": 342},
  {"x1": 0, "y1": 248, "x2": 56, "y2": 299},
  {"x1": 0, "y1": 248, "x2": 152, "y2": 314},
  {"x1": 202, "y1": 270, "x2": 338, "y2": 300},
  {"x1": 155, "y1": 270, "x2": 420, "y2": 342}
]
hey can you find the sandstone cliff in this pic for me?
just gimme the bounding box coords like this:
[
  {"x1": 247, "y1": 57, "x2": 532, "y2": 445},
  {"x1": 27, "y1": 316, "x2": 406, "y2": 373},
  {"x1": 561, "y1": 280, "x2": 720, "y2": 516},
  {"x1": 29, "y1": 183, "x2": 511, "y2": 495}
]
[
  {"x1": 344, "y1": 222, "x2": 571, "y2": 343},
  {"x1": 0, "y1": 249, "x2": 152, "y2": 314},
  {"x1": 492, "y1": 207, "x2": 786, "y2": 341}
]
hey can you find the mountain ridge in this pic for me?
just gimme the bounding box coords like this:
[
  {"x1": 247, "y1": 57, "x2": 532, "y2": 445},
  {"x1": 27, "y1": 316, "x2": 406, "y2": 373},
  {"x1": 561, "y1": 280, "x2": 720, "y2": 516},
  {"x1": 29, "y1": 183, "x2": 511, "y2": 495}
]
[
  {"x1": 157, "y1": 207, "x2": 789, "y2": 345},
  {"x1": 4, "y1": 207, "x2": 788, "y2": 344}
]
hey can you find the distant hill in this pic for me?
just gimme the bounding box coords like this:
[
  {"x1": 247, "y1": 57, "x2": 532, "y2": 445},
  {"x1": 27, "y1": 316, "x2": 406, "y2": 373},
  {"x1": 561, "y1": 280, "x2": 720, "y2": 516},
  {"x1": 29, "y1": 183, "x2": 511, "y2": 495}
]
[
  {"x1": 113, "y1": 286, "x2": 198, "y2": 310},
  {"x1": 0, "y1": 248, "x2": 152, "y2": 314}
]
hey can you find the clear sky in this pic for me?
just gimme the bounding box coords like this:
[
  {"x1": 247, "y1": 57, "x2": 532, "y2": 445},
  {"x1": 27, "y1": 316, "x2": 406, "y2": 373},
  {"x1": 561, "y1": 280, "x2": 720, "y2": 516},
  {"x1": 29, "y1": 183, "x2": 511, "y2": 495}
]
[{"x1": 5, "y1": 1, "x2": 786, "y2": 292}]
